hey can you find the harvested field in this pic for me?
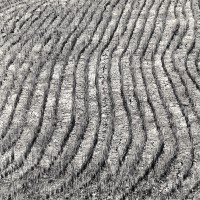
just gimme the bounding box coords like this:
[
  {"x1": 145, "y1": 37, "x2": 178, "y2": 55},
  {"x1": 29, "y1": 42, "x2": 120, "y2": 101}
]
[{"x1": 0, "y1": 0, "x2": 200, "y2": 199}]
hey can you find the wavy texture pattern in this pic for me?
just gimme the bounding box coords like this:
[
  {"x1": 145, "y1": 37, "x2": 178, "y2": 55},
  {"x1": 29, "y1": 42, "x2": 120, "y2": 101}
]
[{"x1": 0, "y1": 0, "x2": 200, "y2": 199}]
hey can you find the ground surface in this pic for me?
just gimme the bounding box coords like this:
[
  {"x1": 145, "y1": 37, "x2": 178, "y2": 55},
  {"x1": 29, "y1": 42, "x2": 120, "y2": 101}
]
[{"x1": 0, "y1": 0, "x2": 200, "y2": 199}]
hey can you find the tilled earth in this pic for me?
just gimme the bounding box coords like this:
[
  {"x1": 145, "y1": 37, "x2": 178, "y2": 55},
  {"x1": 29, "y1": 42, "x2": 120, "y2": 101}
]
[{"x1": 0, "y1": 0, "x2": 200, "y2": 199}]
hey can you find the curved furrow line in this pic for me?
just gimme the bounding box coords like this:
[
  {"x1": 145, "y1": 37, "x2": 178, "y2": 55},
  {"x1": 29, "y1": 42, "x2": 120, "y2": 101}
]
[
  {"x1": 120, "y1": 58, "x2": 163, "y2": 200},
  {"x1": 0, "y1": 1, "x2": 32, "y2": 41},
  {"x1": 143, "y1": 1, "x2": 196, "y2": 197},
  {"x1": 0, "y1": 0, "x2": 88, "y2": 189},
  {"x1": 0, "y1": 0, "x2": 22, "y2": 10},
  {"x1": 0, "y1": 0, "x2": 94, "y2": 176},
  {"x1": 0, "y1": 0, "x2": 85, "y2": 166},
  {"x1": 0, "y1": 0, "x2": 31, "y2": 21},
  {"x1": 122, "y1": 5, "x2": 177, "y2": 200},
  {"x1": 0, "y1": 2, "x2": 80, "y2": 127},
  {"x1": 0, "y1": 31, "x2": 62, "y2": 177},
  {"x1": 94, "y1": 0, "x2": 144, "y2": 188},
  {"x1": 3, "y1": 0, "x2": 101, "y2": 181},
  {"x1": 37, "y1": 0, "x2": 131, "y2": 196},
  {"x1": 47, "y1": 0, "x2": 125, "y2": 181},
  {"x1": 1, "y1": 2, "x2": 48, "y2": 53},
  {"x1": 106, "y1": 0, "x2": 149, "y2": 187},
  {"x1": 110, "y1": 0, "x2": 171, "y2": 198},
  {"x1": 126, "y1": 0, "x2": 180, "y2": 198},
  {"x1": 16, "y1": 0, "x2": 117, "y2": 197},
  {"x1": 26, "y1": 0, "x2": 97, "y2": 173},
  {"x1": 0, "y1": 0, "x2": 83, "y2": 133},
  {"x1": 88, "y1": 0, "x2": 152, "y2": 195},
  {"x1": 1, "y1": 0, "x2": 199, "y2": 198},
  {"x1": 0, "y1": 0, "x2": 81, "y2": 98},
  {"x1": 0, "y1": 12, "x2": 59, "y2": 127},
  {"x1": 0, "y1": 3, "x2": 49, "y2": 86},
  {"x1": 74, "y1": 0, "x2": 157, "y2": 194},
  {"x1": 56, "y1": 2, "x2": 141, "y2": 197},
  {"x1": 182, "y1": 3, "x2": 200, "y2": 92},
  {"x1": 59, "y1": 0, "x2": 132, "y2": 188},
  {"x1": 172, "y1": 1, "x2": 200, "y2": 119},
  {"x1": 101, "y1": 2, "x2": 175, "y2": 197},
  {"x1": 19, "y1": 0, "x2": 111, "y2": 182},
  {"x1": 0, "y1": 30, "x2": 62, "y2": 178},
  {"x1": 0, "y1": 0, "x2": 29, "y2": 11},
  {"x1": 160, "y1": 1, "x2": 198, "y2": 196},
  {"x1": 0, "y1": 0, "x2": 46, "y2": 45},
  {"x1": 47, "y1": 0, "x2": 117, "y2": 179},
  {"x1": 39, "y1": 1, "x2": 137, "y2": 198},
  {"x1": 187, "y1": 51, "x2": 200, "y2": 82},
  {"x1": 36, "y1": 0, "x2": 109, "y2": 172},
  {"x1": 0, "y1": 11, "x2": 62, "y2": 142},
  {"x1": 169, "y1": 0, "x2": 200, "y2": 198},
  {"x1": 35, "y1": 1, "x2": 129, "y2": 197},
  {"x1": 0, "y1": 10, "x2": 59, "y2": 109},
  {"x1": 0, "y1": 0, "x2": 83, "y2": 179},
  {"x1": 61, "y1": 0, "x2": 133, "y2": 182},
  {"x1": 114, "y1": 1, "x2": 162, "y2": 198}
]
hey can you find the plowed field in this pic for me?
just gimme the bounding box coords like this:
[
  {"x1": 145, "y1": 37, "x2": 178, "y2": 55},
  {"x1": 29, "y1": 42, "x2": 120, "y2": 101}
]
[{"x1": 0, "y1": 0, "x2": 200, "y2": 199}]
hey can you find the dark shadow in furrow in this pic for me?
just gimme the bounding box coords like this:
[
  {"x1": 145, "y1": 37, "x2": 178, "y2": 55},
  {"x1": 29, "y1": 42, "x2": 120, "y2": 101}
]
[
  {"x1": 0, "y1": 10, "x2": 55, "y2": 88},
  {"x1": 40, "y1": 0, "x2": 129, "y2": 197},
  {"x1": 10, "y1": 1, "x2": 46, "y2": 35},
  {"x1": 0, "y1": 0, "x2": 21, "y2": 10},
  {"x1": 70, "y1": 1, "x2": 150, "y2": 193},
  {"x1": 6, "y1": 5, "x2": 48, "y2": 50},
  {"x1": 0, "y1": 4, "x2": 49, "y2": 89},
  {"x1": 113, "y1": 1, "x2": 160, "y2": 198},
  {"x1": 0, "y1": 0, "x2": 47, "y2": 48},
  {"x1": 55, "y1": 1, "x2": 116, "y2": 177},
  {"x1": 110, "y1": 1, "x2": 168, "y2": 199},
  {"x1": 183, "y1": 3, "x2": 200, "y2": 197},
  {"x1": 169, "y1": 0, "x2": 200, "y2": 196},
  {"x1": 44, "y1": 0, "x2": 120, "y2": 178},
  {"x1": 39, "y1": 4, "x2": 128, "y2": 197},
  {"x1": 0, "y1": 0, "x2": 30, "y2": 20},
  {"x1": 0, "y1": 12, "x2": 58, "y2": 142},
  {"x1": 170, "y1": 5, "x2": 195, "y2": 177},
  {"x1": 195, "y1": 51, "x2": 200, "y2": 75},
  {"x1": 2, "y1": 0, "x2": 100, "y2": 179},
  {"x1": 89, "y1": 0, "x2": 132, "y2": 186},
  {"x1": 183, "y1": 39, "x2": 200, "y2": 95},
  {"x1": 17, "y1": 1, "x2": 95, "y2": 176},
  {"x1": 0, "y1": 2, "x2": 86, "y2": 180},
  {"x1": 125, "y1": 7, "x2": 169, "y2": 200},
  {"x1": 148, "y1": 9, "x2": 195, "y2": 198},
  {"x1": 0, "y1": 32, "x2": 61, "y2": 166},
  {"x1": 13, "y1": 0, "x2": 111, "y2": 196},
  {"x1": 131, "y1": 5, "x2": 184, "y2": 197},
  {"x1": 110, "y1": 1, "x2": 152, "y2": 194},
  {"x1": 33, "y1": 0, "x2": 112, "y2": 179},
  {"x1": 0, "y1": 0, "x2": 90, "y2": 171},
  {"x1": 130, "y1": 1, "x2": 180, "y2": 198},
  {"x1": 122, "y1": 1, "x2": 180, "y2": 199},
  {"x1": 0, "y1": 1, "x2": 29, "y2": 36},
  {"x1": 0, "y1": 0, "x2": 29, "y2": 10},
  {"x1": 0, "y1": 0, "x2": 80, "y2": 127},
  {"x1": 136, "y1": 5, "x2": 181, "y2": 200},
  {"x1": 0, "y1": 9, "x2": 62, "y2": 85},
  {"x1": 98, "y1": 0, "x2": 146, "y2": 186},
  {"x1": 0, "y1": 1, "x2": 78, "y2": 94},
  {"x1": 185, "y1": 181, "x2": 200, "y2": 199},
  {"x1": 37, "y1": 1, "x2": 110, "y2": 176}
]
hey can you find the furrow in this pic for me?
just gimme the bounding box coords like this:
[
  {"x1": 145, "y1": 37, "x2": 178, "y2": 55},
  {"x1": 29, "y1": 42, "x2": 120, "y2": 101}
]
[
  {"x1": 35, "y1": 0, "x2": 129, "y2": 197},
  {"x1": 0, "y1": 0, "x2": 93, "y2": 177},
  {"x1": 0, "y1": 3, "x2": 49, "y2": 86}
]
